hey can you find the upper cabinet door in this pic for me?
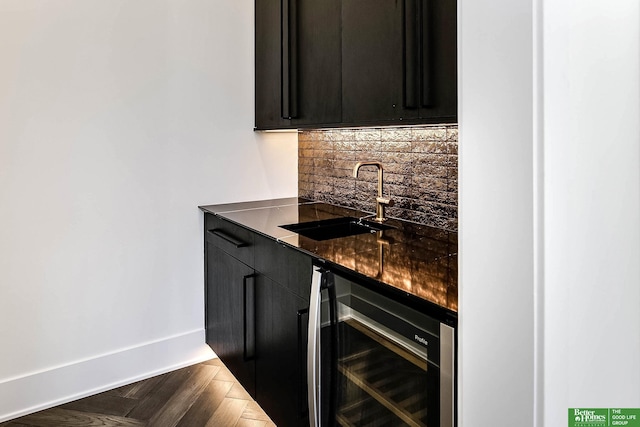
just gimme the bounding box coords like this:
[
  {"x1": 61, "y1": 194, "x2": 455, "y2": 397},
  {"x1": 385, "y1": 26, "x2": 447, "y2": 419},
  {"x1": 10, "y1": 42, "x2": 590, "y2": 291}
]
[
  {"x1": 419, "y1": 0, "x2": 457, "y2": 122},
  {"x1": 293, "y1": 0, "x2": 342, "y2": 127},
  {"x1": 341, "y1": 0, "x2": 420, "y2": 125},
  {"x1": 255, "y1": 0, "x2": 342, "y2": 130},
  {"x1": 342, "y1": 0, "x2": 457, "y2": 126},
  {"x1": 255, "y1": 0, "x2": 287, "y2": 130}
]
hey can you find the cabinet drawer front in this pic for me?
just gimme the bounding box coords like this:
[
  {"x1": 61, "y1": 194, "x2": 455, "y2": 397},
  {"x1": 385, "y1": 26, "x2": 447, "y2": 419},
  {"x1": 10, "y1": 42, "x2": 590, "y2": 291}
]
[
  {"x1": 205, "y1": 214, "x2": 254, "y2": 265},
  {"x1": 254, "y1": 233, "x2": 312, "y2": 300}
]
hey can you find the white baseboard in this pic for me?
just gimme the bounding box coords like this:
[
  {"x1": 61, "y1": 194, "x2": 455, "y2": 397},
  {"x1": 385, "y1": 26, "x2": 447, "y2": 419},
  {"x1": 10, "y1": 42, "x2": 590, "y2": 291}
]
[{"x1": 0, "y1": 329, "x2": 215, "y2": 423}]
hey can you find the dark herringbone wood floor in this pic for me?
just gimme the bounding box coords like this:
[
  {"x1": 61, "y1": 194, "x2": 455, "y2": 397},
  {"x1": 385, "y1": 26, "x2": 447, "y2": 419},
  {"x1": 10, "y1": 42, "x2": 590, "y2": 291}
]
[{"x1": 0, "y1": 358, "x2": 275, "y2": 427}]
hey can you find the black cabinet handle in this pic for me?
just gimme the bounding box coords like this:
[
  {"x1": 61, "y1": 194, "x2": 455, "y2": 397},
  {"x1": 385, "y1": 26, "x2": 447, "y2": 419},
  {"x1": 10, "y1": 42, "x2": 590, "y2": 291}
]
[
  {"x1": 297, "y1": 308, "x2": 309, "y2": 419},
  {"x1": 404, "y1": 0, "x2": 419, "y2": 109},
  {"x1": 421, "y1": 0, "x2": 433, "y2": 107},
  {"x1": 405, "y1": 0, "x2": 434, "y2": 108},
  {"x1": 243, "y1": 274, "x2": 256, "y2": 362},
  {"x1": 207, "y1": 229, "x2": 248, "y2": 248},
  {"x1": 281, "y1": 0, "x2": 298, "y2": 119}
]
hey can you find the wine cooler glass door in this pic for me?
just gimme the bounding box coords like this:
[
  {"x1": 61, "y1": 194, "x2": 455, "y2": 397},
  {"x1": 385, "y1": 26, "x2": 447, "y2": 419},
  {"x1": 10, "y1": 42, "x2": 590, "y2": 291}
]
[{"x1": 309, "y1": 266, "x2": 455, "y2": 427}]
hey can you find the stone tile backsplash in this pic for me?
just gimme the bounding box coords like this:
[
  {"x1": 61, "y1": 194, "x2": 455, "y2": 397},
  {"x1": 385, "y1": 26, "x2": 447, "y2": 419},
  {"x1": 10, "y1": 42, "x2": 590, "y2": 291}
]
[{"x1": 298, "y1": 125, "x2": 458, "y2": 231}]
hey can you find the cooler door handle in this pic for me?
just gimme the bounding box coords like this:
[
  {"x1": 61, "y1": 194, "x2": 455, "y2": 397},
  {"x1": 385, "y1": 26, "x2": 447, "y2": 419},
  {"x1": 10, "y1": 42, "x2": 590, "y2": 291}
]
[
  {"x1": 307, "y1": 267, "x2": 323, "y2": 427},
  {"x1": 440, "y1": 323, "x2": 455, "y2": 427}
]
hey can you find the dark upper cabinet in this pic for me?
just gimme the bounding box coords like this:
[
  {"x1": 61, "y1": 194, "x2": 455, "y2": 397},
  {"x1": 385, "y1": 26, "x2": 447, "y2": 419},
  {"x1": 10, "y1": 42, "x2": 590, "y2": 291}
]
[
  {"x1": 255, "y1": 0, "x2": 457, "y2": 129},
  {"x1": 341, "y1": 0, "x2": 419, "y2": 124},
  {"x1": 420, "y1": 0, "x2": 457, "y2": 122},
  {"x1": 255, "y1": 0, "x2": 285, "y2": 129},
  {"x1": 342, "y1": 0, "x2": 457, "y2": 125},
  {"x1": 255, "y1": 0, "x2": 342, "y2": 130}
]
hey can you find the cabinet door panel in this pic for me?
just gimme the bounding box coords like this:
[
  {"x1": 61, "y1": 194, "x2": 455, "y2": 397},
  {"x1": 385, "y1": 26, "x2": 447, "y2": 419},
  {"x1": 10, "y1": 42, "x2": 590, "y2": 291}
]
[
  {"x1": 255, "y1": 0, "x2": 289, "y2": 129},
  {"x1": 206, "y1": 244, "x2": 256, "y2": 396},
  {"x1": 342, "y1": 0, "x2": 420, "y2": 124},
  {"x1": 291, "y1": 0, "x2": 342, "y2": 126},
  {"x1": 419, "y1": 0, "x2": 457, "y2": 121},
  {"x1": 256, "y1": 275, "x2": 309, "y2": 427},
  {"x1": 255, "y1": 0, "x2": 341, "y2": 129}
]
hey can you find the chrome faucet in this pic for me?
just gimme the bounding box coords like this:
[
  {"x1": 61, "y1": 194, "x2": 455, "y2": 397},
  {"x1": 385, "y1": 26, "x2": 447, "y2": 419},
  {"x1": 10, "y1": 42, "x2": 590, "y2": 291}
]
[{"x1": 352, "y1": 161, "x2": 394, "y2": 222}]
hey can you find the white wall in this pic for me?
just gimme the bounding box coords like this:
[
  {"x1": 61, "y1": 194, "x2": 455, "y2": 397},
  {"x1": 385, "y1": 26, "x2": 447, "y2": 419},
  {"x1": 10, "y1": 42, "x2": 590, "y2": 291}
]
[
  {"x1": 0, "y1": 0, "x2": 297, "y2": 421},
  {"x1": 458, "y1": 0, "x2": 536, "y2": 424},
  {"x1": 543, "y1": 0, "x2": 640, "y2": 422},
  {"x1": 460, "y1": 0, "x2": 640, "y2": 426}
]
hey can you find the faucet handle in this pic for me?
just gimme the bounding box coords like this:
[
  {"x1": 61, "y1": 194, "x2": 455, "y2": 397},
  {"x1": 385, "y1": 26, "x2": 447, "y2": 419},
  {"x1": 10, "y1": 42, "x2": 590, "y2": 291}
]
[
  {"x1": 372, "y1": 196, "x2": 394, "y2": 222},
  {"x1": 376, "y1": 196, "x2": 394, "y2": 207}
]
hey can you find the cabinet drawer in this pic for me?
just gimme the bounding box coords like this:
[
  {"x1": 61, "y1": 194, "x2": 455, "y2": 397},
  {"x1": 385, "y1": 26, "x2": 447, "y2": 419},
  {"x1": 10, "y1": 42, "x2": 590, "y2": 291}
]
[
  {"x1": 205, "y1": 214, "x2": 254, "y2": 265},
  {"x1": 254, "y1": 233, "x2": 312, "y2": 301}
]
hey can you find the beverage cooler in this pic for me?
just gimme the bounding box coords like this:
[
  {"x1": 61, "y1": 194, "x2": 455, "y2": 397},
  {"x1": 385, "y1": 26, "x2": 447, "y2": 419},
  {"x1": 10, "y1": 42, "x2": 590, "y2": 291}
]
[{"x1": 307, "y1": 266, "x2": 456, "y2": 427}]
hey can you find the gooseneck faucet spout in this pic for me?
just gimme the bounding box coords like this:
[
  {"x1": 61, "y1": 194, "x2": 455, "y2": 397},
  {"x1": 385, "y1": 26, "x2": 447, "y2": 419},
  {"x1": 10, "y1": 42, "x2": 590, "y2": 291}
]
[{"x1": 352, "y1": 161, "x2": 394, "y2": 222}]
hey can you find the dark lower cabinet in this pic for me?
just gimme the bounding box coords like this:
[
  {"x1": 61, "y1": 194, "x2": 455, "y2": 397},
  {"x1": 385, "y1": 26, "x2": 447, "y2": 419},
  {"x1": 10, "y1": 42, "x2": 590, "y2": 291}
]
[
  {"x1": 205, "y1": 213, "x2": 312, "y2": 426},
  {"x1": 205, "y1": 243, "x2": 256, "y2": 396},
  {"x1": 256, "y1": 275, "x2": 309, "y2": 427}
]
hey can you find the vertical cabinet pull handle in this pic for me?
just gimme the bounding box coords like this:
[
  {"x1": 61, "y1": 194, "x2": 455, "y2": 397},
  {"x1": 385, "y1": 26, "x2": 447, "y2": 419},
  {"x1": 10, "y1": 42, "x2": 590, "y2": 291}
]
[
  {"x1": 405, "y1": 0, "x2": 433, "y2": 108},
  {"x1": 243, "y1": 274, "x2": 256, "y2": 362},
  {"x1": 421, "y1": 0, "x2": 433, "y2": 107},
  {"x1": 404, "y1": 0, "x2": 419, "y2": 109},
  {"x1": 281, "y1": 0, "x2": 298, "y2": 119},
  {"x1": 297, "y1": 308, "x2": 309, "y2": 420}
]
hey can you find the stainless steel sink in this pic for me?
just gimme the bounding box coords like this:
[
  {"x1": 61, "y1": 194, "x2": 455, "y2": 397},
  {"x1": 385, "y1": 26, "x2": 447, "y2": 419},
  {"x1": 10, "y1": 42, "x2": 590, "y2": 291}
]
[{"x1": 279, "y1": 216, "x2": 393, "y2": 241}]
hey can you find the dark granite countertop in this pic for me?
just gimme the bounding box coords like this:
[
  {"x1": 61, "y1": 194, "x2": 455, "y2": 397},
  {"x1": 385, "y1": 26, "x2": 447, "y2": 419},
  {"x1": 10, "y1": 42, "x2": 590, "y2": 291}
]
[{"x1": 199, "y1": 197, "x2": 458, "y2": 315}]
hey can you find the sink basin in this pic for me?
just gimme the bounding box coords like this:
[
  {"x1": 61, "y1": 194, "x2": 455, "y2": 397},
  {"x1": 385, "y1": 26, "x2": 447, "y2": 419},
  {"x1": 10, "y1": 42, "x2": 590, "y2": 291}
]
[{"x1": 279, "y1": 216, "x2": 393, "y2": 241}]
